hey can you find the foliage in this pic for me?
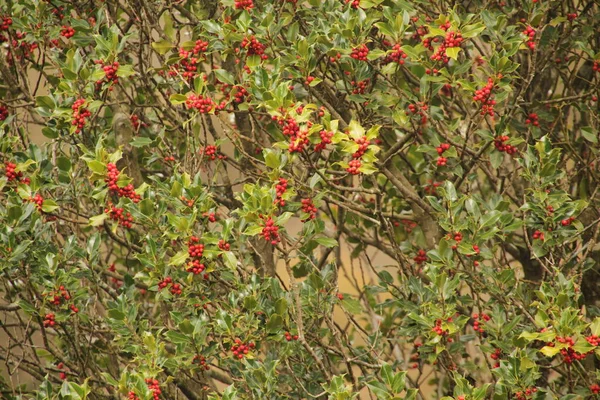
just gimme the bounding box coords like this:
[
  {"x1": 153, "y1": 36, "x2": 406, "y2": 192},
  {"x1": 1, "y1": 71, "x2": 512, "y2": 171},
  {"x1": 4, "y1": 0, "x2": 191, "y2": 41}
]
[{"x1": 0, "y1": 0, "x2": 600, "y2": 399}]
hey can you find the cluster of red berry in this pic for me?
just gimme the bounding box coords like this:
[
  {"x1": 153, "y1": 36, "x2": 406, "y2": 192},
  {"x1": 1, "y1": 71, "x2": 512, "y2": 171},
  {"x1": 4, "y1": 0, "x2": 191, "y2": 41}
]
[
  {"x1": 105, "y1": 204, "x2": 134, "y2": 229},
  {"x1": 46, "y1": 285, "x2": 71, "y2": 306},
  {"x1": 186, "y1": 236, "x2": 206, "y2": 275},
  {"x1": 218, "y1": 239, "x2": 230, "y2": 251},
  {"x1": 586, "y1": 334, "x2": 600, "y2": 346},
  {"x1": 231, "y1": 338, "x2": 255, "y2": 359},
  {"x1": 288, "y1": 129, "x2": 309, "y2": 153},
  {"x1": 344, "y1": 0, "x2": 360, "y2": 8},
  {"x1": 315, "y1": 130, "x2": 333, "y2": 152},
  {"x1": 436, "y1": 143, "x2": 451, "y2": 166},
  {"x1": 473, "y1": 77, "x2": 497, "y2": 116},
  {"x1": 186, "y1": 93, "x2": 215, "y2": 114},
  {"x1": 71, "y1": 99, "x2": 91, "y2": 134},
  {"x1": 494, "y1": 135, "x2": 518, "y2": 155},
  {"x1": 532, "y1": 230, "x2": 544, "y2": 240},
  {"x1": 175, "y1": 40, "x2": 209, "y2": 80},
  {"x1": 3, "y1": 157, "x2": 27, "y2": 182},
  {"x1": 413, "y1": 249, "x2": 428, "y2": 265},
  {"x1": 386, "y1": 44, "x2": 408, "y2": 64},
  {"x1": 234, "y1": 0, "x2": 254, "y2": 10},
  {"x1": 514, "y1": 387, "x2": 537, "y2": 400},
  {"x1": 432, "y1": 319, "x2": 449, "y2": 336},
  {"x1": 201, "y1": 145, "x2": 225, "y2": 161},
  {"x1": 449, "y1": 231, "x2": 463, "y2": 250},
  {"x1": 57, "y1": 362, "x2": 67, "y2": 380},
  {"x1": 552, "y1": 336, "x2": 590, "y2": 363},
  {"x1": 350, "y1": 79, "x2": 369, "y2": 95},
  {"x1": 593, "y1": 62, "x2": 600, "y2": 74},
  {"x1": 408, "y1": 102, "x2": 428, "y2": 125},
  {"x1": 352, "y1": 136, "x2": 369, "y2": 159},
  {"x1": 233, "y1": 86, "x2": 249, "y2": 103},
  {"x1": 25, "y1": 193, "x2": 43, "y2": 211},
  {"x1": 424, "y1": 180, "x2": 442, "y2": 195},
  {"x1": 43, "y1": 313, "x2": 56, "y2": 327},
  {"x1": 284, "y1": 331, "x2": 299, "y2": 341},
  {"x1": 0, "y1": 16, "x2": 12, "y2": 31},
  {"x1": 525, "y1": 112, "x2": 539, "y2": 126},
  {"x1": 261, "y1": 216, "x2": 280, "y2": 245},
  {"x1": 240, "y1": 36, "x2": 268, "y2": 60},
  {"x1": 561, "y1": 216, "x2": 575, "y2": 226},
  {"x1": 0, "y1": 104, "x2": 8, "y2": 121},
  {"x1": 300, "y1": 198, "x2": 317, "y2": 221},
  {"x1": 522, "y1": 26, "x2": 536, "y2": 50},
  {"x1": 590, "y1": 384, "x2": 600, "y2": 394},
  {"x1": 275, "y1": 178, "x2": 288, "y2": 207},
  {"x1": 146, "y1": 378, "x2": 162, "y2": 400},
  {"x1": 106, "y1": 163, "x2": 141, "y2": 202},
  {"x1": 305, "y1": 76, "x2": 315, "y2": 86},
  {"x1": 350, "y1": 44, "x2": 369, "y2": 61},
  {"x1": 277, "y1": 117, "x2": 299, "y2": 137},
  {"x1": 430, "y1": 31, "x2": 463, "y2": 64},
  {"x1": 158, "y1": 277, "x2": 182, "y2": 295},
  {"x1": 93, "y1": 60, "x2": 119, "y2": 91},
  {"x1": 472, "y1": 312, "x2": 491, "y2": 333},
  {"x1": 490, "y1": 348, "x2": 502, "y2": 368},
  {"x1": 60, "y1": 25, "x2": 75, "y2": 38},
  {"x1": 409, "y1": 341, "x2": 422, "y2": 368},
  {"x1": 346, "y1": 159, "x2": 362, "y2": 175},
  {"x1": 193, "y1": 355, "x2": 210, "y2": 370}
]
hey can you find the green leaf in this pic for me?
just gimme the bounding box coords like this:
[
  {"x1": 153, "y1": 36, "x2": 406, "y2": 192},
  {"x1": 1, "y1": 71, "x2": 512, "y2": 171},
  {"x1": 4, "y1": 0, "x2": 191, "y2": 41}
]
[
  {"x1": 151, "y1": 40, "x2": 174, "y2": 55},
  {"x1": 169, "y1": 250, "x2": 189, "y2": 266},
  {"x1": 341, "y1": 297, "x2": 362, "y2": 314},
  {"x1": 445, "y1": 47, "x2": 461, "y2": 60},
  {"x1": 130, "y1": 137, "x2": 153, "y2": 147},
  {"x1": 315, "y1": 236, "x2": 338, "y2": 248},
  {"x1": 41, "y1": 199, "x2": 59, "y2": 213},
  {"x1": 214, "y1": 69, "x2": 235, "y2": 85},
  {"x1": 89, "y1": 213, "x2": 108, "y2": 227},
  {"x1": 166, "y1": 330, "x2": 190, "y2": 344},
  {"x1": 540, "y1": 345, "x2": 560, "y2": 357},
  {"x1": 581, "y1": 127, "x2": 597, "y2": 143}
]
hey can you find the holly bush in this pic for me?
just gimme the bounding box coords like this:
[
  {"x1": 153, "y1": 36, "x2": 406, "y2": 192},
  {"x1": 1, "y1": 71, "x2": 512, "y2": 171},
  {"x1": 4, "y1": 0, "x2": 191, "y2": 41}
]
[{"x1": 1, "y1": 0, "x2": 600, "y2": 399}]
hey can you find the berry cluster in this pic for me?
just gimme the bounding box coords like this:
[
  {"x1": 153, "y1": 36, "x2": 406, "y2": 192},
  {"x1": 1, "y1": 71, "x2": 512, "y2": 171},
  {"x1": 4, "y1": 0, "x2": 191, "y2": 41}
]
[
  {"x1": 145, "y1": 378, "x2": 162, "y2": 400},
  {"x1": 490, "y1": 348, "x2": 502, "y2": 368},
  {"x1": 94, "y1": 60, "x2": 119, "y2": 91},
  {"x1": 284, "y1": 331, "x2": 299, "y2": 341},
  {"x1": 409, "y1": 342, "x2": 422, "y2": 368},
  {"x1": 231, "y1": 338, "x2": 255, "y2": 359},
  {"x1": 193, "y1": 355, "x2": 210, "y2": 370},
  {"x1": 233, "y1": 86, "x2": 249, "y2": 103},
  {"x1": 472, "y1": 312, "x2": 491, "y2": 333},
  {"x1": 408, "y1": 102, "x2": 428, "y2": 125},
  {"x1": 288, "y1": 129, "x2": 309, "y2": 153},
  {"x1": 304, "y1": 76, "x2": 315, "y2": 86},
  {"x1": 350, "y1": 44, "x2": 369, "y2": 61},
  {"x1": 430, "y1": 31, "x2": 463, "y2": 64},
  {"x1": 351, "y1": 79, "x2": 369, "y2": 94},
  {"x1": 25, "y1": 193, "x2": 43, "y2": 211},
  {"x1": 473, "y1": 77, "x2": 497, "y2": 117},
  {"x1": 346, "y1": 159, "x2": 362, "y2": 175},
  {"x1": 344, "y1": 0, "x2": 360, "y2": 8},
  {"x1": 278, "y1": 117, "x2": 300, "y2": 137},
  {"x1": 0, "y1": 104, "x2": 8, "y2": 121},
  {"x1": 553, "y1": 336, "x2": 590, "y2": 363},
  {"x1": 586, "y1": 334, "x2": 600, "y2": 346},
  {"x1": 107, "y1": 263, "x2": 123, "y2": 288},
  {"x1": 436, "y1": 143, "x2": 451, "y2": 166},
  {"x1": 105, "y1": 204, "x2": 134, "y2": 229},
  {"x1": 494, "y1": 135, "x2": 517, "y2": 155},
  {"x1": 46, "y1": 285, "x2": 71, "y2": 306},
  {"x1": 1, "y1": 17, "x2": 12, "y2": 31},
  {"x1": 204, "y1": 212, "x2": 217, "y2": 222},
  {"x1": 413, "y1": 249, "x2": 428, "y2": 265},
  {"x1": 174, "y1": 40, "x2": 209, "y2": 80},
  {"x1": 514, "y1": 388, "x2": 537, "y2": 400},
  {"x1": 60, "y1": 25, "x2": 75, "y2": 38},
  {"x1": 593, "y1": 61, "x2": 600, "y2": 74},
  {"x1": 72, "y1": 99, "x2": 91, "y2": 134},
  {"x1": 522, "y1": 26, "x2": 536, "y2": 50},
  {"x1": 234, "y1": 0, "x2": 254, "y2": 10},
  {"x1": 158, "y1": 277, "x2": 182, "y2": 295},
  {"x1": 525, "y1": 112, "x2": 539, "y2": 126},
  {"x1": 240, "y1": 36, "x2": 268, "y2": 60},
  {"x1": 261, "y1": 216, "x2": 280, "y2": 245},
  {"x1": 301, "y1": 198, "x2": 317, "y2": 221},
  {"x1": 352, "y1": 136, "x2": 369, "y2": 159},
  {"x1": 386, "y1": 44, "x2": 408, "y2": 64},
  {"x1": 432, "y1": 319, "x2": 449, "y2": 336},
  {"x1": 201, "y1": 145, "x2": 225, "y2": 161},
  {"x1": 590, "y1": 384, "x2": 600, "y2": 394},
  {"x1": 4, "y1": 161, "x2": 28, "y2": 183},
  {"x1": 57, "y1": 362, "x2": 67, "y2": 380},
  {"x1": 424, "y1": 180, "x2": 442, "y2": 195},
  {"x1": 218, "y1": 239, "x2": 231, "y2": 251},
  {"x1": 449, "y1": 231, "x2": 463, "y2": 250},
  {"x1": 43, "y1": 313, "x2": 56, "y2": 328},
  {"x1": 186, "y1": 236, "x2": 206, "y2": 275},
  {"x1": 315, "y1": 130, "x2": 333, "y2": 152},
  {"x1": 532, "y1": 230, "x2": 544, "y2": 240},
  {"x1": 186, "y1": 93, "x2": 215, "y2": 114},
  {"x1": 106, "y1": 163, "x2": 141, "y2": 202},
  {"x1": 275, "y1": 178, "x2": 288, "y2": 207},
  {"x1": 561, "y1": 216, "x2": 575, "y2": 226}
]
